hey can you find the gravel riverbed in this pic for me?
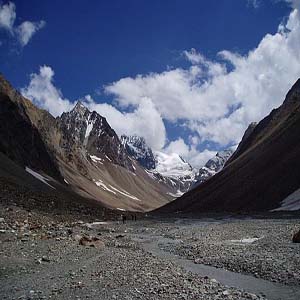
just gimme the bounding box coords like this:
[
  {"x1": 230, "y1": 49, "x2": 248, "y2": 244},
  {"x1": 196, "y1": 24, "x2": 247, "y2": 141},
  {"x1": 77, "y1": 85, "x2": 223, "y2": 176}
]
[
  {"x1": 154, "y1": 218, "x2": 300, "y2": 286},
  {"x1": 1, "y1": 202, "x2": 299, "y2": 299}
]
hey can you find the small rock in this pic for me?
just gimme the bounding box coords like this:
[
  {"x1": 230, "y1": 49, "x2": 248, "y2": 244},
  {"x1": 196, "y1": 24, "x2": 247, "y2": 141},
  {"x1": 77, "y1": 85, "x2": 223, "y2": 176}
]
[
  {"x1": 41, "y1": 256, "x2": 50, "y2": 262},
  {"x1": 210, "y1": 278, "x2": 218, "y2": 284},
  {"x1": 78, "y1": 235, "x2": 105, "y2": 249},
  {"x1": 222, "y1": 290, "x2": 230, "y2": 296},
  {"x1": 115, "y1": 234, "x2": 125, "y2": 239}
]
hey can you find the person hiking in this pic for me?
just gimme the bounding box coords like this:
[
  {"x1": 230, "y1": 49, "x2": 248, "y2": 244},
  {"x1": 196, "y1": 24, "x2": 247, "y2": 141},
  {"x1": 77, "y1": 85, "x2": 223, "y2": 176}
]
[{"x1": 122, "y1": 214, "x2": 126, "y2": 224}]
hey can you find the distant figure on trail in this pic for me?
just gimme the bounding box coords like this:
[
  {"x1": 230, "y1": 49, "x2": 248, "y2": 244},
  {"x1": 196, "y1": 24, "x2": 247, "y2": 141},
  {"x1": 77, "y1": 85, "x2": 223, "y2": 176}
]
[
  {"x1": 134, "y1": 214, "x2": 137, "y2": 221},
  {"x1": 122, "y1": 214, "x2": 126, "y2": 224}
]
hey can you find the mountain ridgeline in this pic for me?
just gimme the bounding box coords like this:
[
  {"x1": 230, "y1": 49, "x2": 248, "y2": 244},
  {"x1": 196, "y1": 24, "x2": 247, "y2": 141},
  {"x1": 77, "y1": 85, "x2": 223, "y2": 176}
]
[
  {"x1": 121, "y1": 137, "x2": 233, "y2": 195},
  {"x1": 1, "y1": 72, "x2": 299, "y2": 214},
  {"x1": 157, "y1": 78, "x2": 300, "y2": 214},
  {"x1": 121, "y1": 135, "x2": 156, "y2": 170},
  {"x1": 0, "y1": 75, "x2": 177, "y2": 212},
  {"x1": 191, "y1": 150, "x2": 233, "y2": 190},
  {"x1": 1, "y1": 72, "x2": 231, "y2": 212},
  {"x1": 59, "y1": 102, "x2": 134, "y2": 172}
]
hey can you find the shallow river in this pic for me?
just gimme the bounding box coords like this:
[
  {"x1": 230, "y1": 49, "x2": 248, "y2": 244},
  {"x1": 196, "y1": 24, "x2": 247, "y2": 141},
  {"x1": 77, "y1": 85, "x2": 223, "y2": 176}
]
[{"x1": 130, "y1": 217, "x2": 300, "y2": 300}]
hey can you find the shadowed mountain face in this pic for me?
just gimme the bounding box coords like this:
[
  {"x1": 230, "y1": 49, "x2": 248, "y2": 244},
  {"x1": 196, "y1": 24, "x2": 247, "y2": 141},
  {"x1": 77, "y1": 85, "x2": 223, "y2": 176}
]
[
  {"x1": 0, "y1": 76, "x2": 61, "y2": 180},
  {"x1": 156, "y1": 78, "x2": 300, "y2": 213},
  {"x1": 225, "y1": 123, "x2": 256, "y2": 166},
  {"x1": 0, "y1": 75, "x2": 173, "y2": 212}
]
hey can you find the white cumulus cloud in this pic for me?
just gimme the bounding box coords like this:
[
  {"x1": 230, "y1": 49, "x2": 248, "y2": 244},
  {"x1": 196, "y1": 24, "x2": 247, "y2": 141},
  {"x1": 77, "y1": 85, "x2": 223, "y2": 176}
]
[
  {"x1": 285, "y1": 0, "x2": 300, "y2": 9},
  {"x1": 21, "y1": 66, "x2": 167, "y2": 151},
  {"x1": 21, "y1": 66, "x2": 73, "y2": 117},
  {"x1": 16, "y1": 20, "x2": 46, "y2": 46},
  {"x1": 105, "y1": 7, "x2": 300, "y2": 148},
  {"x1": 0, "y1": 1, "x2": 15, "y2": 31},
  {"x1": 21, "y1": 4, "x2": 300, "y2": 168},
  {"x1": 0, "y1": 1, "x2": 45, "y2": 46},
  {"x1": 82, "y1": 95, "x2": 166, "y2": 150}
]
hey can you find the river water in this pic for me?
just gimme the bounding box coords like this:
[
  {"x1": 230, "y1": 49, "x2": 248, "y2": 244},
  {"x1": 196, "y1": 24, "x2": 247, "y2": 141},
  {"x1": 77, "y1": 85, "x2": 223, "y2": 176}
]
[{"x1": 132, "y1": 231, "x2": 300, "y2": 300}]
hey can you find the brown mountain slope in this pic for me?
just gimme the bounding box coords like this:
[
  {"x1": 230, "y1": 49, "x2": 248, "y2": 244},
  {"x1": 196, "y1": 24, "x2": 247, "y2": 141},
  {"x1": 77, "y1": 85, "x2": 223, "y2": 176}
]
[
  {"x1": 156, "y1": 78, "x2": 300, "y2": 213},
  {"x1": 0, "y1": 74, "x2": 173, "y2": 212},
  {"x1": 0, "y1": 152, "x2": 117, "y2": 219}
]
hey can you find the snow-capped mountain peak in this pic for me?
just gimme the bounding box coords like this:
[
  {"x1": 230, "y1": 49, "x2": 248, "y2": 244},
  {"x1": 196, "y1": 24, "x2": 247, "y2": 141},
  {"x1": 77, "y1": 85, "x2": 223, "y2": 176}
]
[
  {"x1": 71, "y1": 101, "x2": 89, "y2": 116},
  {"x1": 120, "y1": 136, "x2": 197, "y2": 195},
  {"x1": 121, "y1": 135, "x2": 156, "y2": 170},
  {"x1": 154, "y1": 151, "x2": 195, "y2": 179}
]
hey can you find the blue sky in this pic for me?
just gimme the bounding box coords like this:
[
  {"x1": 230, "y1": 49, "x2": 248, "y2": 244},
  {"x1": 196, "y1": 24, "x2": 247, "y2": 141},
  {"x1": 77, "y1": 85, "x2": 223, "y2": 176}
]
[{"x1": 0, "y1": 0, "x2": 299, "y2": 167}]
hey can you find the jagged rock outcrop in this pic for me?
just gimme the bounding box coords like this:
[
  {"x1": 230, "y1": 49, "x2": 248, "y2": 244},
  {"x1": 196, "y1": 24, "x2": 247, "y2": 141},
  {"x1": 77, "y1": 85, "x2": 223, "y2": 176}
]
[
  {"x1": 59, "y1": 102, "x2": 134, "y2": 171},
  {"x1": 121, "y1": 135, "x2": 155, "y2": 170},
  {"x1": 192, "y1": 150, "x2": 233, "y2": 189}
]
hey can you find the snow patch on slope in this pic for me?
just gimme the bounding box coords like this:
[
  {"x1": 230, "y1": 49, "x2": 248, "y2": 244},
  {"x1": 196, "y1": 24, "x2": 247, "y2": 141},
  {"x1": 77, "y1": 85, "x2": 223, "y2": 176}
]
[
  {"x1": 93, "y1": 179, "x2": 141, "y2": 201},
  {"x1": 109, "y1": 185, "x2": 141, "y2": 201},
  {"x1": 167, "y1": 190, "x2": 184, "y2": 198},
  {"x1": 90, "y1": 155, "x2": 103, "y2": 164},
  {"x1": 93, "y1": 179, "x2": 116, "y2": 194},
  {"x1": 271, "y1": 188, "x2": 300, "y2": 211},
  {"x1": 229, "y1": 237, "x2": 263, "y2": 244},
  {"x1": 85, "y1": 115, "x2": 95, "y2": 139},
  {"x1": 105, "y1": 155, "x2": 112, "y2": 162},
  {"x1": 25, "y1": 167, "x2": 55, "y2": 189}
]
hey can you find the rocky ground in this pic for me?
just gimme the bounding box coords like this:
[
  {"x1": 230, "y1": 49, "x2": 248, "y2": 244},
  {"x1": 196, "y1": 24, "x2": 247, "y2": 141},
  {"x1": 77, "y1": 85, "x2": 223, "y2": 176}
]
[
  {"x1": 156, "y1": 217, "x2": 300, "y2": 286},
  {"x1": 0, "y1": 203, "x2": 266, "y2": 300},
  {"x1": 1, "y1": 199, "x2": 300, "y2": 300}
]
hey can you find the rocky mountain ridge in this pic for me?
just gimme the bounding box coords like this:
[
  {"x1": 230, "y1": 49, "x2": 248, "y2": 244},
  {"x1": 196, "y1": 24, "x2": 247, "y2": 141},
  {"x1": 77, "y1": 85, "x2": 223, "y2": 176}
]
[
  {"x1": 122, "y1": 135, "x2": 233, "y2": 195},
  {"x1": 121, "y1": 136, "x2": 196, "y2": 194},
  {"x1": 0, "y1": 75, "x2": 175, "y2": 212},
  {"x1": 59, "y1": 102, "x2": 134, "y2": 172},
  {"x1": 121, "y1": 135, "x2": 155, "y2": 170},
  {"x1": 192, "y1": 150, "x2": 233, "y2": 189},
  {"x1": 157, "y1": 78, "x2": 300, "y2": 213}
]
